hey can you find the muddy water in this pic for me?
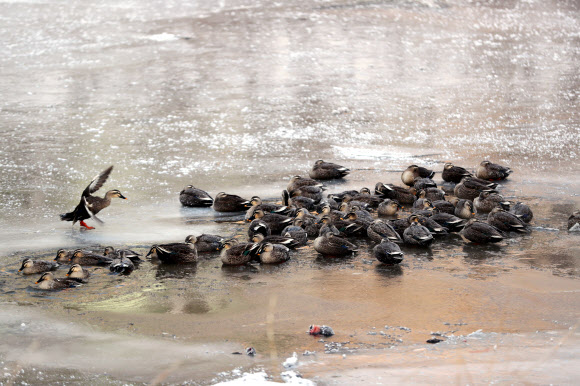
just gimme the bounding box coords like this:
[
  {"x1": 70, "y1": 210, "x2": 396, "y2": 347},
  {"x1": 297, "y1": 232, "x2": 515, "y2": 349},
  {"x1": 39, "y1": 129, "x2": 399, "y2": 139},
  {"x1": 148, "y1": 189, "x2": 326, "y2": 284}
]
[{"x1": 1, "y1": 0, "x2": 580, "y2": 384}]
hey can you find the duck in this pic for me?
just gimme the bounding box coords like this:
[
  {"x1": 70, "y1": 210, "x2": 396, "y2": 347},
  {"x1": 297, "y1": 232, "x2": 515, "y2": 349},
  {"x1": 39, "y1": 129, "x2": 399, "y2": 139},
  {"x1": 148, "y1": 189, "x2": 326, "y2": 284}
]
[
  {"x1": 35, "y1": 272, "x2": 81, "y2": 290},
  {"x1": 179, "y1": 185, "x2": 213, "y2": 207},
  {"x1": 403, "y1": 218, "x2": 434, "y2": 246},
  {"x1": 287, "y1": 175, "x2": 324, "y2": 192},
  {"x1": 66, "y1": 264, "x2": 91, "y2": 280},
  {"x1": 342, "y1": 188, "x2": 383, "y2": 208},
  {"x1": 319, "y1": 203, "x2": 346, "y2": 222},
  {"x1": 59, "y1": 166, "x2": 126, "y2": 230},
  {"x1": 474, "y1": 191, "x2": 510, "y2": 213},
  {"x1": 377, "y1": 199, "x2": 400, "y2": 216},
  {"x1": 290, "y1": 186, "x2": 324, "y2": 203},
  {"x1": 419, "y1": 187, "x2": 446, "y2": 202},
  {"x1": 459, "y1": 219, "x2": 504, "y2": 243},
  {"x1": 313, "y1": 232, "x2": 357, "y2": 256},
  {"x1": 146, "y1": 238, "x2": 198, "y2": 264},
  {"x1": 328, "y1": 190, "x2": 360, "y2": 203},
  {"x1": 367, "y1": 220, "x2": 403, "y2": 243},
  {"x1": 344, "y1": 211, "x2": 372, "y2": 231},
  {"x1": 247, "y1": 209, "x2": 293, "y2": 234},
  {"x1": 455, "y1": 199, "x2": 475, "y2": 219},
  {"x1": 454, "y1": 177, "x2": 495, "y2": 201},
  {"x1": 413, "y1": 177, "x2": 437, "y2": 191},
  {"x1": 71, "y1": 249, "x2": 113, "y2": 266},
  {"x1": 414, "y1": 215, "x2": 448, "y2": 236},
  {"x1": 251, "y1": 233, "x2": 300, "y2": 249},
  {"x1": 281, "y1": 220, "x2": 308, "y2": 246},
  {"x1": 103, "y1": 246, "x2": 142, "y2": 262},
  {"x1": 109, "y1": 251, "x2": 135, "y2": 275},
  {"x1": 339, "y1": 199, "x2": 369, "y2": 213},
  {"x1": 246, "y1": 196, "x2": 289, "y2": 220},
  {"x1": 282, "y1": 189, "x2": 315, "y2": 211},
  {"x1": 309, "y1": 160, "x2": 350, "y2": 180},
  {"x1": 487, "y1": 207, "x2": 529, "y2": 233},
  {"x1": 19, "y1": 258, "x2": 59, "y2": 275},
  {"x1": 248, "y1": 219, "x2": 272, "y2": 239},
  {"x1": 431, "y1": 199, "x2": 455, "y2": 214},
  {"x1": 255, "y1": 242, "x2": 290, "y2": 264},
  {"x1": 569, "y1": 211, "x2": 580, "y2": 231},
  {"x1": 54, "y1": 248, "x2": 74, "y2": 263},
  {"x1": 316, "y1": 215, "x2": 342, "y2": 236},
  {"x1": 390, "y1": 217, "x2": 414, "y2": 238},
  {"x1": 441, "y1": 162, "x2": 473, "y2": 183},
  {"x1": 430, "y1": 212, "x2": 465, "y2": 232},
  {"x1": 295, "y1": 208, "x2": 320, "y2": 237},
  {"x1": 476, "y1": 160, "x2": 512, "y2": 180},
  {"x1": 373, "y1": 240, "x2": 404, "y2": 265},
  {"x1": 213, "y1": 192, "x2": 252, "y2": 212},
  {"x1": 318, "y1": 214, "x2": 363, "y2": 237},
  {"x1": 220, "y1": 239, "x2": 256, "y2": 265},
  {"x1": 185, "y1": 234, "x2": 225, "y2": 252},
  {"x1": 413, "y1": 197, "x2": 433, "y2": 211},
  {"x1": 374, "y1": 183, "x2": 416, "y2": 205},
  {"x1": 401, "y1": 165, "x2": 435, "y2": 186},
  {"x1": 509, "y1": 202, "x2": 534, "y2": 223}
]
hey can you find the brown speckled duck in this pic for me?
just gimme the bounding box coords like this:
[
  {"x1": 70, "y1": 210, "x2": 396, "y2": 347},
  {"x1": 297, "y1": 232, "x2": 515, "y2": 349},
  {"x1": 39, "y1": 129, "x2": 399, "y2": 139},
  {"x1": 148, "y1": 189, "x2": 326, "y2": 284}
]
[
  {"x1": 373, "y1": 240, "x2": 404, "y2": 265},
  {"x1": 401, "y1": 165, "x2": 435, "y2": 186},
  {"x1": 403, "y1": 219, "x2": 434, "y2": 246},
  {"x1": 103, "y1": 246, "x2": 142, "y2": 262},
  {"x1": 313, "y1": 232, "x2": 357, "y2": 256},
  {"x1": 474, "y1": 191, "x2": 510, "y2": 214},
  {"x1": 59, "y1": 166, "x2": 127, "y2": 230},
  {"x1": 442, "y1": 163, "x2": 473, "y2": 183},
  {"x1": 476, "y1": 160, "x2": 512, "y2": 180},
  {"x1": 220, "y1": 239, "x2": 256, "y2": 266},
  {"x1": 287, "y1": 175, "x2": 324, "y2": 192},
  {"x1": 459, "y1": 219, "x2": 504, "y2": 243},
  {"x1": 71, "y1": 249, "x2": 113, "y2": 266},
  {"x1": 367, "y1": 219, "x2": 402, "y2": 243},
  {"x1": 35, "y1": 272, "x2": 81, "y2": 290},
  {"x1": 213, "y1": 192, "x2": 252, "y2": 212},
  {"x1": 455, "y1": 199, "x2": 475, "y2": 219},
  {"x1": 374, "y1": 183, "x2": 416, "y2": 205},
  {"x1": 66, "y1": 264, "x2": 91, "y2": 280},
  {"x1": 509, "y1": 202, "x2": 533, "y2": 224},
  {"x1": 308, "y1": 160, "x2": 350, "y2": 180},
  {"x1": 147, "y1": 236, "x2": 198, "y2": 264},
  {"x1": 109, "y1": 251, "x2": 135, "y2": 275},
  {"x1": 19, "y1": 258, "x2": 59, "y2": 275},
  {"x1": 179, "y1": 185, "x2": 213, "y2": 207},
  {"x1": 255, "y1": 242, "x2": 290, "y2": 264},
  {"x1": 377, "y1": 199, "x2": 400, "y2": 217},
  {"x1": 487, "y1": 207, "x2": 529, "y2": 233}
]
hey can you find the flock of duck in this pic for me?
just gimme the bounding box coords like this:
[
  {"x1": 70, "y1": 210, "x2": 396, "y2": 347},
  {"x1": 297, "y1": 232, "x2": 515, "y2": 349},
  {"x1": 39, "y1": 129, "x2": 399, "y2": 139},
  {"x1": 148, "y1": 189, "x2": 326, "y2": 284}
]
[{"x1": 16, "y1": 160, "x2": 580, "y2": 290}]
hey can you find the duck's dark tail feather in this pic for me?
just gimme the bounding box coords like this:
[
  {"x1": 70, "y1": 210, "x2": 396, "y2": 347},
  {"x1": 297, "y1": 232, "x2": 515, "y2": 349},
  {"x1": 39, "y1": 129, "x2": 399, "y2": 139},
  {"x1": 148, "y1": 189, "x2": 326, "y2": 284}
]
[{"x1": 60, "y1": 211, "x2": 75, "y2": 221}]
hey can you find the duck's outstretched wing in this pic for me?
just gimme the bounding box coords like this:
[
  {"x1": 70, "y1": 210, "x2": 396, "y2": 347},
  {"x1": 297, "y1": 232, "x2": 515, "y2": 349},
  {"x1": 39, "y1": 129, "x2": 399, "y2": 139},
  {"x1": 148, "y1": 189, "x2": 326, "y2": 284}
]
[{"x1": 82, "y1": 166, "x2": 113, "y2": 197}]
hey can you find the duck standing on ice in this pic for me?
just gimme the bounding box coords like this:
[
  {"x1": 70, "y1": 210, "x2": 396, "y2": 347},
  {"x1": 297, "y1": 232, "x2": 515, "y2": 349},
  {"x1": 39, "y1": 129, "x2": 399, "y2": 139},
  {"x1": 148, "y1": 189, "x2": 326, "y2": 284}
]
[{"x1": 60, "y1": 166, "x2": 127, "y2": 230}]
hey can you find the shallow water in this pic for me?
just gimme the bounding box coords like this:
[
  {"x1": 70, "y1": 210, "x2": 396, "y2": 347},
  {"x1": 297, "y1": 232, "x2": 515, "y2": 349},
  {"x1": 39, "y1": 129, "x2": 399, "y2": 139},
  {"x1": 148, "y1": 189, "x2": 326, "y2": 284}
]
[{"x1": 1, "y1": 0, "x2": 580, "y2": 383}]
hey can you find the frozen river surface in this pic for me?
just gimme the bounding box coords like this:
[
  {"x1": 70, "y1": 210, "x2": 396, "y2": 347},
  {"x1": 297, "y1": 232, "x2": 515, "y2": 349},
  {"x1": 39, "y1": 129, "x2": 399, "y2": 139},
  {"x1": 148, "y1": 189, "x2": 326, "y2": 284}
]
[{"x1": 1, "y1": 0, "x2": 579, "y2": 384}]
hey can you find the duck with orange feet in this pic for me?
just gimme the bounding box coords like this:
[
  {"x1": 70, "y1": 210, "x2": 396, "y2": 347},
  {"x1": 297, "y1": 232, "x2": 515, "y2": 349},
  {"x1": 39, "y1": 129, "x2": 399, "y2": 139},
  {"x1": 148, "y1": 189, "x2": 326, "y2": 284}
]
[{"x1": 59, "y1": 166, "x2": 127, "y2": 230}]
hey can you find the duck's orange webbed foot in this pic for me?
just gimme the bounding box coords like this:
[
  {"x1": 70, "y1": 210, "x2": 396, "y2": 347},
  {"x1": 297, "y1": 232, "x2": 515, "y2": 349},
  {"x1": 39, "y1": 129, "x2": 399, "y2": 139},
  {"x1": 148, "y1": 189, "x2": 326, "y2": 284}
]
[{"x1": 80, "y1": 221, "x2": 95, "y2": 230}]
